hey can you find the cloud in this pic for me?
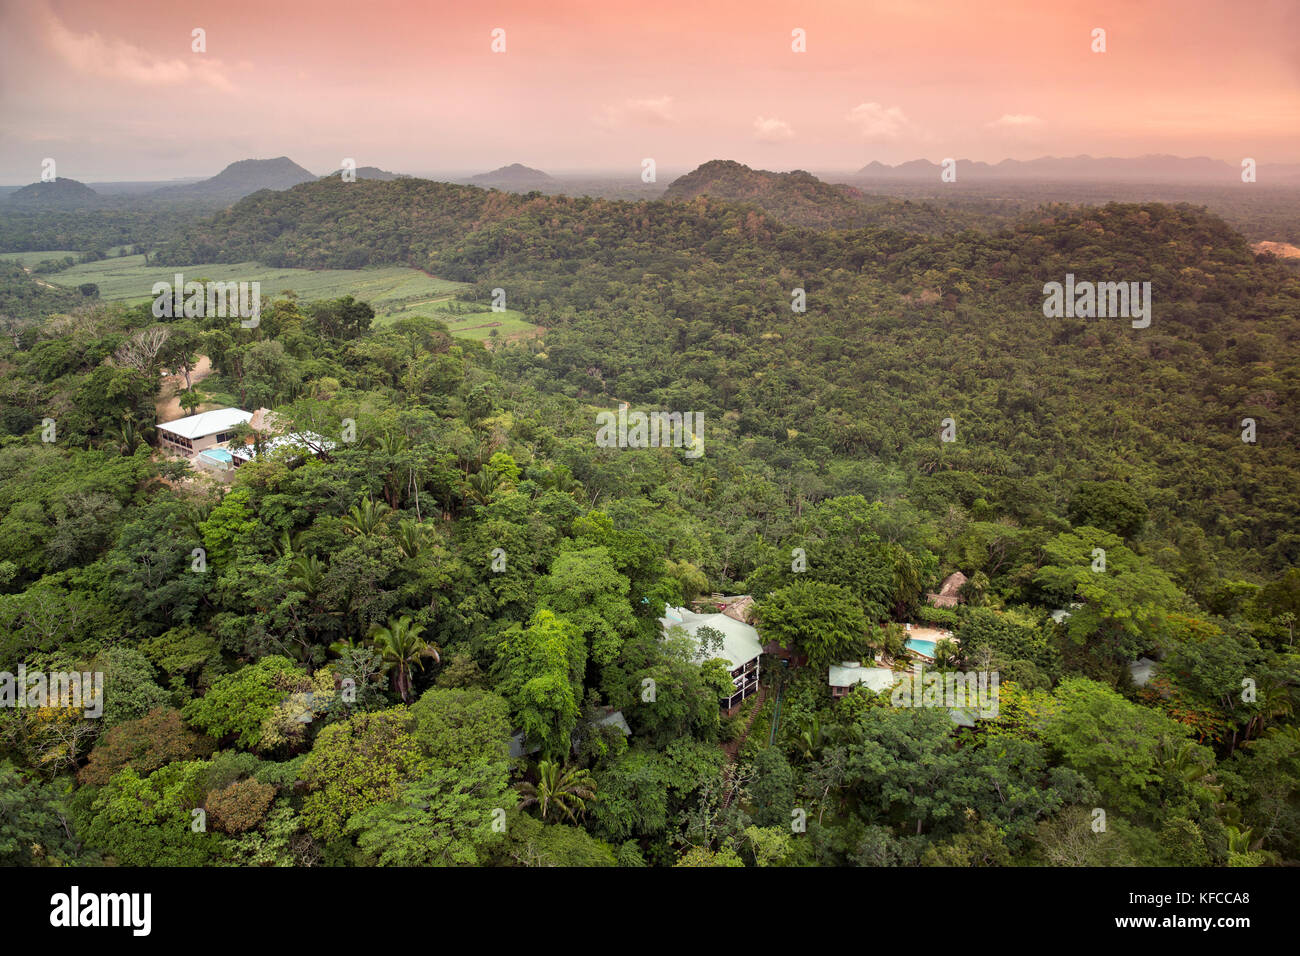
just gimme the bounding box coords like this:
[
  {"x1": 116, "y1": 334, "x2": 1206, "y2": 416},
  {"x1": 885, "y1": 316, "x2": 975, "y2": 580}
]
[
  {"x1": 845, "y1": 102, "x2": 917, "y2": 140},
  {"x1": 987, "y1": 113, "x2": 1044, "y2": 128},
  {"x1": 753, "y1": 116, "x2": 794, "y2": 141},
  {"x1": 40, "y1": 6, "x2": 235, "y2": 92},
  {"x1": 595, "y1": 96, "x2": 675, "y2": 129}
]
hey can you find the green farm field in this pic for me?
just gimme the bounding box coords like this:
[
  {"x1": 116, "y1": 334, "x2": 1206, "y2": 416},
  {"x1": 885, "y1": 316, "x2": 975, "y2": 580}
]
[
  {"x1": 34, "y1": 254, "x2": 538, "y2": 340},
  {"x1": 0, "y1": 250, "x2": 83, "y2": 268}
]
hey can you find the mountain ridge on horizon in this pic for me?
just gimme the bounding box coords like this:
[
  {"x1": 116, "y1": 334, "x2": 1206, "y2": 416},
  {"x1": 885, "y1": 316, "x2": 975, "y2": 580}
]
[
  {"x1": 10, "y1": 153, "x2": 1300, "y2": 190},
  {"x1": 5, "y1": 177, "x2": 103, "y2": 206},
  {"x1": 466, "y1": 163, "x2": 558, "y2": 188},
  {"x1": 850, "y1": 153, "x2": 1300, "y2": 183},
  {"x1": 149, "y1": 156, "x2": 317, "y2": 201}
]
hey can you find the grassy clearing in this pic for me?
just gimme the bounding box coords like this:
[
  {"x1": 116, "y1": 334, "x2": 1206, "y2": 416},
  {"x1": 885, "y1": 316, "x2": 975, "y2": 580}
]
[
  {"x1": 41, "y1": 255, "x2": 539, "y2": 340},
  {"x1": 424, "y1": 309, "x2": 536, "y2": 341},
  {"x1": 375, "y1": 294, "x2": 535, "y2": 341},
  {"x1": 0, "y1": 250, "x2": 84, "y2": 268}
]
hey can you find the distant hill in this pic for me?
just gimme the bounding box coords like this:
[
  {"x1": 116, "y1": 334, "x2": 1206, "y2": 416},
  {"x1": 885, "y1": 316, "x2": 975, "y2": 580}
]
[
  {"x1": 153, "y1": 161, "x2": 980, "y2": 270},
  {"x1": 853, "y1": 155, "x2": 1300, "y2": 184},
  {"x1": 468, "y1": 163, "x2": 556, "y2": 189},
  {"x1": 664, "y1": 160, "x2": 871, "y2": 228},
  {"x1": 662, "y1": 159, "x2": 971, "y2": 231},
  {"x1": 151, "y1": 157, "x2": 316, "y2": 201},
  {"x1": 7, "y1": 178, "x2": 101, "y2": 206},
  {"x1": 153, "y1": 177, "x2": 514, "y2": 268},
  {"x1": 320, "y1": 166, "x2": 404, "y2": 182}
]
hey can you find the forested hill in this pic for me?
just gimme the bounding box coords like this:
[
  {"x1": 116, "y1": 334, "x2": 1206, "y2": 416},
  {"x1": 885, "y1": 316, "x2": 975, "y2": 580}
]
[
  {"x1": 7, "y1": 178, "x2": 102, "y2": 207},
  {"x1": 663, "y1": 160, "x2": 872, "y2": 228},
  {"x1": 150, "y1": 178, "x2": 1300, "y2": 576},
  {"x1": 469, "y1": 163, "x2": 557, "y2": 189},
  {"x1": 152, "y1": 165, "x2": 968, "y2": 268},
  {"x1": 150, "y1": 157, "x2": 316, "y2": 202},
  {"x1": 154, "y1": 177, "x2": 528, "y2": 268},
  {"x1": 660, "y1": 160, "x2": 982, "y2": 231}
]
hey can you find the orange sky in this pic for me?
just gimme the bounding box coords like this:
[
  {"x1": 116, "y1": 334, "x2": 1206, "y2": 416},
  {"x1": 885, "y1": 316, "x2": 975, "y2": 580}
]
[{"x1": 1, "y1": 0, "x2": 1297, "y2": 182}]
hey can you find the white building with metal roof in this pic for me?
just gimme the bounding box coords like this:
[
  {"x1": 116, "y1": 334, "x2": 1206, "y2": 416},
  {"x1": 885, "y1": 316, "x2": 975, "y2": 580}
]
[
  {"x1": 828, "y1": 662, "x2": 899, "y2": 698},
  {"x1": 660, "y1": 606, "x2": 764, "y2": 710},
  {"x1": 157, "y1": 407, "x2": 252, "y2": 456}
]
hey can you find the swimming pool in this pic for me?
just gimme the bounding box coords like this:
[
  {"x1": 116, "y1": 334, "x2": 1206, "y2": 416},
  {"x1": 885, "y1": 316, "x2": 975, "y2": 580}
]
[
  {"x1": 905, "y1": 638, "x2": 937, "y2": 657},
  {"x1": 199, "y1": 448, "x2": 234, "y2": 463}
]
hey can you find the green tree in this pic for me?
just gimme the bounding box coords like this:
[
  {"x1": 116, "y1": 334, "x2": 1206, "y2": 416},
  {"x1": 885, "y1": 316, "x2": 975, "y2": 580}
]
[
  {"x1": 1040, "y1": 677, "x2": 1194, "y2": 816},
  {"x1": 0, "y1": 761, "x2": 78, "y2": 865},
  {"x1": 299, "y1": 708, "x2": 428, "y2": 842},
  {"x1": 81, "y1": 760, "x2": 224, "y2": 866},
  {"x1": 1035, "y1": 528, "x2": 1186, "y2": 666},
  {"x1": 349, "y1": 761, "x2": 513, "y2": 866},
  {"x1": 367, "y1": 614, "x2": 438, "y2": 704},
  {"x1": 758, "y1": 580, "x2": 868, "y2": 669},
  {"x1": 1220, "y1": 726, "x2": 1300, "y2": 859},
  {"x1": 517, "y1": 760, "x2": 597, "y2": 823},
  {"x1": 181, "y1": 656, "x2": 305, "y2": 752},
  {"x1": 495, "y1": 609, "x2": 583, "y2": 759},
  {"x1": 747, "y1": 747, "x2": 796, "y2": 827},
  {"x1": 409, "y1": 686, "x2": 512, "y2": 769},
  {"x1": 676, "y1": 845, "x2": 744, "y2": 867},
  {"x1": 1068, "y1": 480, "x2": 1149, "y2": 538},
  {"x1": 536, "y1": 546, "x2": 637, "y2": 666}
]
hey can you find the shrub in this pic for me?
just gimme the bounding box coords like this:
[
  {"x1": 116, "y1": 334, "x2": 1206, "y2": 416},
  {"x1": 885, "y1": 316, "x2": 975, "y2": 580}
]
[
  {"x1": 206, "y1": 778, "x2": 276, "y2": 835},
  {"x1": 79, "y1": 707, "x2": 215, "y2": 786}
]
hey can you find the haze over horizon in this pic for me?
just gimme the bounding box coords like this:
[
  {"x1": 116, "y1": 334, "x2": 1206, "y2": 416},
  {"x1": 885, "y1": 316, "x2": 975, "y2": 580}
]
[{"x1": 2, "y1": 0, "x2": 1298, "y2": 184}]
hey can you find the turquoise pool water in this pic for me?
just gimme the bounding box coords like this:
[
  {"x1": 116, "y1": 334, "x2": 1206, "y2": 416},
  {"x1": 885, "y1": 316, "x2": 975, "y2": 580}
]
[
  {"x1": 200, "y1": 448, "x2": 234, "y2": 463},
  {"x1": 906, "y1": 638, "x2": 937, "y2": 656}
]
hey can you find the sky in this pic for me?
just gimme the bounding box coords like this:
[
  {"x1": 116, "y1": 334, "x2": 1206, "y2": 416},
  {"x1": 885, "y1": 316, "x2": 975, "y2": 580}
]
[{"x1": 1, "y1": 0, "x2": 1298, "y2": 183}]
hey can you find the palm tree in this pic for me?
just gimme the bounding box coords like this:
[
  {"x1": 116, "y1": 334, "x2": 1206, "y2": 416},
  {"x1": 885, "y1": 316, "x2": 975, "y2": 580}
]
[
  {"x1": 328, "y1": 635, "x2": 362, "y2": 658},
  {"x1": 379, "y1": 431, "x2": 410, "y2": 508},
  {"x1": 932, "y1": 638, "x2": 961, "y2": 669},
  {"x1": 108, "y1": 415, "x2": 142, "y2": 456},
  {"x1": 959, "y1": 570, "x2": 990, "y2": 607},
  {"x1": 516, "y1": 760, "x2": 597, "y2": 823},
  {"x1": 1225, "y1": 826, "x2": 1256, "y2": 856},
  {"x1": 465, "y1": 468, "x2": 501, "y2": 506},
  {"x1": 394, "y1": 519, "x2": 433, "y2": 561},
  {"x1": 874, "y1": 622, "x2": 907, "y2": 663},
  {"x1": 288, "y1": 552, "x2": 344, "y2": 643},
  {"x1": 793, "y1": 715, "x2": 825, "y2": 761},
  {"x1": 273, "y1": 529, "x2": 304, "y2": 560},
  {"x1": 288, "y1": 553, "x2": 326, "y2": 598},
  {"x1": 181, "y1": 502, "x2": 210, "y2": 542},
  {"x1": 1158, "y1": 737, "x2": 1213, "y2": 786},
  {"x1": 539, "y1": 464, "x2": 582, "y2": 497},
  {"x1": 1276, "y1": 612, "x2": 1295, "y2": 647},
  {"x1": 888, "y1": 546, "x2": 924, "y2": 617},
  {"x1": 367, "y1": 614, "x2": 438, "y2": 703},
  {"x1": 342, "y1": 498, "x2": 391, "y2": 538}
]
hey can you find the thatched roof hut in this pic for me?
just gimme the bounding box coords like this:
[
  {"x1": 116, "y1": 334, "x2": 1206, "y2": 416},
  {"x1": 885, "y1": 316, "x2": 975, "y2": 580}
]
[{"x1": 926, "y1": 572, "x2": 968, "y2": 608}]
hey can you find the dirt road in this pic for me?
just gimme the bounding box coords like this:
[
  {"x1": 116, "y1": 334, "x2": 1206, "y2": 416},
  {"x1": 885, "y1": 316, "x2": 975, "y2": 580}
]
[{"x1": 155, "y1": 355, "x2": 213, "y2": 422}]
